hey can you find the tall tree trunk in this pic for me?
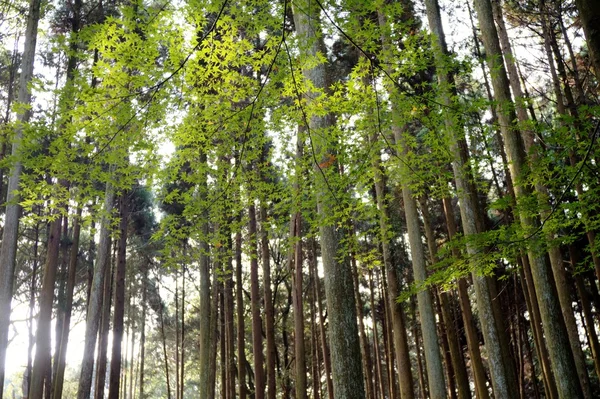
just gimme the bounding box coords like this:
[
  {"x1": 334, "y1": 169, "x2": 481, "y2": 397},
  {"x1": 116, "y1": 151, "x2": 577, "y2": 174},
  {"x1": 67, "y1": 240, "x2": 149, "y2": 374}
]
[
  {"x1": 260, "y1": 204, "x2": 277, "y2": 399},
  {"x1": 370, "y1": 133, "x2": 414, "y2": 399},
  {"x1": 442, "y1": 199, "x2": 489, "y2": 399},
  {"x1": 376, "y1": 8, "x2": 446, "y2": 396},
  {"x1": 249, "y1": 204, "x2": 265, "y2": 399},
  {"x1": 78, "y1": 176, "x2": 116, "y2": 399},
  {"x1": 0, "y1": 0, "x2": 42, "y2": 392},
  {"x1": 108, "y1": 193, "x2": 130, "y2": 399},
  {"x1": 53, "y1": 207, "x2": 82, "y2": 399},
  {"x1": 309, "y1": 238, "x2": 334, "y2": 399},
  {"x1": 159, "y1": 288, "x2": 172, "y2": 399},
  {"x1": 24, "y1": 214, "x2": 40, "y2": 399},
  {"x1": 198, "y1": 152, "x2": 211, "y2": 399},
  {"x1": 96, "y1": 245, "x2": 117, "y2": 399},
  {"x1": 290, "y1": 131, "x2": 307, "y2": 399},
  {"x1": 139, "y1": 269, "x2": 147, "y2": 399},
  {"x1": 291, "y1": 212, "x2": 307, "y2": 399},
  {"x1": 473, "y1": 0, "x2": 583, "y2": 396},
  {"x1": 420, "y1": 197, "x2": 471, "y2": 399},
  {"x1": 350, "y1": 255, "x2": 374, "y2": 399},
  {"x1": 368, "y1": 270, "x2": 386, "y2": 399},
  {"x1": 292, "y1": 2, "x2": 365, "y2": 397},
  {"x1": 235, "y1": 230, "x2": 247, "y2": 399},
  {"x1": 29, "y1": 215, "x2": 63, "y2": 398}
]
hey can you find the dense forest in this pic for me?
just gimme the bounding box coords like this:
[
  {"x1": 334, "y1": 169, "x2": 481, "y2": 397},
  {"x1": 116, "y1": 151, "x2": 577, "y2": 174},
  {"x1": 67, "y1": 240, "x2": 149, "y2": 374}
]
[{"x1": 0, "y1": 0, "x2": 599, "y2": 398}]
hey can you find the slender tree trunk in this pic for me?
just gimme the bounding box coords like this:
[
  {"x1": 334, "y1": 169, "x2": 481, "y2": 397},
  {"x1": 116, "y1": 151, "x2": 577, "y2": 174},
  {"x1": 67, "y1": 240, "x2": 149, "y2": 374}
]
[
  {"x1": 420, "y1": 198, "x2": 470, "y2": 399},
  {"x1": 95, "y1": 246, "x2": 116, "y2": 399},
  {"x1": 0, "y1": 0, "x2": 42, "y2": 392},
  {"x1": 78, "y1": 176, "x2": 116, "y2": 399},
  {"x1": 260, "y1": 204, "x2": 277, "y2": 399},
  {"x1": 309, "y1": 238, "x2": 334, "y2": 399},
  {"x1": 24, "y1": 214, "x2": 40, "y2": 399},
  {"x1": 291, "y1": 211, "x2": 307, "y2": 399},
  {"x1": 249, "y1": 204, "x2": 265, "y2": 399},
  {"x1": 293, "y1": 2, "x2": 365, "y2": 397},
  {"x1": 29, "y1": 215, "x2": 63, "y2": 398},
  {"x1": 159, "y1": 290, "x2": 172, "y2": 399},
  {"x1": 108, "y1": 194, "x2": 130, "y2": 399},
  {"x1": 350, "y1": 255, "x2": 374, "y2": 399},
  {"x1": 368, "y1": 270, "x2": 385, "y2": 399},
  {"x1": 376, "y1": 9, "x2": 446, "y2": 396},
  {"x1": 53, "y1": 207, "x2": 82, "y2": 399},
  {"x1": 442, "y1": 199, "x2": 489, "y2": 399},
  {"x1": 369, "y1": 133, "x2": 414, "y2": 399},
  {"x1": 209, "y1": 266, "x2": 220, "y2": 399},
  {"x1": 235, "y1": 230, "x2": 247, "y2": 399},
  {"x1": 139, "y1": 269, "x2": 147, "y2": 399},
  {"x1": 198, "y1": 152, "x2": 211, "y2": 399}
]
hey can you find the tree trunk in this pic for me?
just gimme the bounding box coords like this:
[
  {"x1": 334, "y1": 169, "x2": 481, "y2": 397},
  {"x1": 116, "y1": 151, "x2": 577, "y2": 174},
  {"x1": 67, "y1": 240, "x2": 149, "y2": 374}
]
[
  {"x1": 108, "y1": 193, "x2": 130, "y2": 399},
  {"x1": 24, "y1": 214, "x2": 40, "y2": 399},
  {"x1": 235, "y1": 230, "x2": 247, "y2": 399},
  {"x1": 139, "y1": 269, "x2": 147, "y2": 399},
  {"x1": 292, "y1": 2, "x2": 365, "y2": 397},
  {"x1": 198, "y1": 152, "x2": 211, "y2": 399},
  {"x1": 309, "y1": 238, "x2": 334, "y2": 399},
  {"x1": 95, "y1": 245, "x2": 116, "y2": 399},
  {"x1": 249, "y1": 204, "x2": 265, "y2": 399},
  {"x1": 29, "y1": 215, "x2": 63, "y2": 398},
  {"x1": 260, "y1": 204, "x2": 277, "y2": 399},
  {"x1": 78, "y1": 176, "x2": 116, "y2": 399},
  {"x1": 52, "y1": 207, "x2": 82, "y2": 399},
  {"x1": 350, "y1": 255, "x2": 375, "y2": 399},
  {"x1": 0, "y1": 0, "x2": 42, "y2": 392},
  {"x1": 370, "y1": 133, "x2": 414, "y2": 399},
  {"x1": 291, "y1": 211, "x2": 307, "y2": 399}
]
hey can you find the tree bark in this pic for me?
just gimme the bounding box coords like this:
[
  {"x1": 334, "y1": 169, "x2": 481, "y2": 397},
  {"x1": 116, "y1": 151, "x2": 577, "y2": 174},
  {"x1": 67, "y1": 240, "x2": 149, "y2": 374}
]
[
  {"x1": 108, "y1": 193, "x2": 130, "y2": 399},
  {"x1": 235, "y1": 230, "x2": 247, "y2": 399},
  {"x1": 29, "y1": 215, "x2": 63, "y2": 399},
  {"x1": 249, "y1": 204, "x2": 265, "y2": 399},
  {"x1": 78, "y1": 176, "x2": 116, "y2": 399},
  {"x1": 293, "y1": 2, "x2": 365, "y2": 397}
]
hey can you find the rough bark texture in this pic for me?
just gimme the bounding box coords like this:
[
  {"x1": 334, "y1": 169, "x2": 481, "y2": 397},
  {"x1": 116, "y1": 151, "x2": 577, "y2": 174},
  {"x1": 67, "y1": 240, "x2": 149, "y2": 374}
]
[
  {"x1": 0, "y1": 0, "x2": 42, "y2": 392},
  {"x1": 293, "y1": 2, "x2": 365, "y2": 397}
]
